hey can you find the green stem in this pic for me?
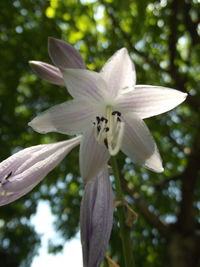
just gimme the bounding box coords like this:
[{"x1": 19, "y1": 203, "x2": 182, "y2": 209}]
[{"x1": 111, "y1": 156, "x2": 136, "y2": 267}]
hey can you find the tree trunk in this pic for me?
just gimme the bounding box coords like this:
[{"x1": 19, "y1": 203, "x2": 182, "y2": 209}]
[{"x1": 167, "y1": 231, "x2": 200, "y2": 267}]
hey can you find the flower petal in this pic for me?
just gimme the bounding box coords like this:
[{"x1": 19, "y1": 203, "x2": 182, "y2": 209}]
[
  {"x1": 80, "y1": 167, "x2": 113, "y2": 267},
  {"x1": 121, "y1": 113, "x2": 163, "y2": 173},
  {"x1": 100, "y1": 48, "x2": 136, "y2": 98},
  {"x1": 80, "y1": 128, "x2": 110, "y2": 180},
  {"x1": 28, "y1": 99, "x2": 100, "y2": 135},
  {"x1": 29, "y1": 61, "x2": 65, "y2": 86},
  {"x1": 48, "y1": 37, "x2": 86, "y2": 69},
  {"x1": 61, "y1": 68, "x2": 108, "y2": 102},
  {"x1": 0, "y1": 137, "x2": 81, "y2": 206},
  {"x1": 117, "y1": 85, "x2": 187, "y2": 119}
]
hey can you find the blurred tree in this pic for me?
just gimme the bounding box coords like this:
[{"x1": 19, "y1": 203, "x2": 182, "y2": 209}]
[{"x1": 0, "y1": 0, "x2": 199, "y2": 266}]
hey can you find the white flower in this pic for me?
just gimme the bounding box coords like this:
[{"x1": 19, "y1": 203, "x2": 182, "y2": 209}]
[{"x1": 29, "y1": 40, "x2": 187, "y2": 180}]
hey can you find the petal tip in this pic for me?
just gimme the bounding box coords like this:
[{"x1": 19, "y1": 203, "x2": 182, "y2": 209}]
[
  {"x1": 48, "y1": 37, "x2": 62, "y2": 50},
  {"x1": 183, "y1": 92, "x2": 188, "y2": 99},
  {"x1": 28, "y1": 119, "x2": 46, "y2": 134},
  {"x1": 118, "y1": 47, "x2": 128, "y2": 56},
  {"x1": 28, "y1": 60, "x2": 40, "y2": 67},
  {"x1": 177, "y1": 91, "x2": 188, "y2": 105},
  {"x1": 48, "y1": 37, "x2": 60, "y2": 55},
  {"x1": 148, "y1": 164, "x2": 164, "y2": 173},
  {"x1": 28, "y1": 60, "x2": 35, "y2": 65},
  {"x1": 145, "y1": 153, "x2": 164, "y2": 173},
  {"x1": 28, "y1": 120, "x2": 35, "y2": 130},
  {"x1": 48, "y1": 36, "x2": 58, "y2": 44},
  {"x1": 155, "y1": 166, "x2": 164, "y2": 173},
  {"x1": 29, "y1": 60, "x2": 43, "y2": 68}
]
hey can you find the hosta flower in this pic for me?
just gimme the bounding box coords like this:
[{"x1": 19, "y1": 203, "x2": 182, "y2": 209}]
[
  {"x1": 0, "y1": 137, "x2": 80, "y2": 206},
  {"x1": 29, "y1": 38, "x2": 187, "y2": 180}
]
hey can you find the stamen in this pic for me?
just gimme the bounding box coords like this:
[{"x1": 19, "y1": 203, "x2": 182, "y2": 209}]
[
  {"x1": 108, "y1": 121, "x2": 125, "y2": 156},
  {"x1": 94, "y1": 106, "x2": 125, "y2": 155},
  {"x1": 104, "y1": 138, "x2": 108, "y2": 148},
  {"x1": 112, "y1": 111, "x2": 121, "y2": 116},
  {"x1": 0, "y1": 172, "x2": 12, "y2": 185},
  {"x1": 96, "y1": 120, "x2": 106, "y2": 144},
  {"x1": 96, "y1": 116, "x2": 101, "y2": 124},
  {"x1": 97, "y1": 125, "x2": 101, "y2": 132},
  {"x1": 101, "y1": 117, "x2": 108, "y2": 123},
  {"x1": 113, "y1": 113, "x2": 119, "y2": 125}
]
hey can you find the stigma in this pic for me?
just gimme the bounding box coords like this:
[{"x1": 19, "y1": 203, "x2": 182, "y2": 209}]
[{"x1": 93, "y1": 106, "x2": 125, "y2": 156}]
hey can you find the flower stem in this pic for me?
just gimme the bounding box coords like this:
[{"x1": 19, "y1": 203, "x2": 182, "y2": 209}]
[{"x1": 111, "y1": 156, "x2": 136, "y2": 267}]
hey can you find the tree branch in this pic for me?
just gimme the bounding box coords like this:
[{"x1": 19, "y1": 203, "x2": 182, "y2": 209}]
[
  {"x1": 168, "y1": 0, "x2": 179, "y2": 75},
  {"x1": 182, "y1": 0, "x2": 200, "y2": 46},
  {"x1": 101, "y1": 1, "x2": 169, "y2": 74},
  {"x1": 178, "y1": 133, "x2": 200, "y2": 233},
  {"x1": 168, "y1": 0, "x2": 187, "y2": 92},
  {"x1": 154, "y1": 174, "x2": 183, "y2": 191},
  {"x1": 121, "y1": 176, "x2": 170, "y2": 238},
  {"x1": 167, "y1": 0, "x2": 199, "y2": 112}
]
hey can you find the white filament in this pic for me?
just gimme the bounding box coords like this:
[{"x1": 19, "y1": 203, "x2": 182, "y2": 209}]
[{"x1": 94, "y1": 106, "x2": 125, "y2": 156}]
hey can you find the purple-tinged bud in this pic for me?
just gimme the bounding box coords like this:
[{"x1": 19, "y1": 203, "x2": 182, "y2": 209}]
[
  {"x1": 80, "y1": 167, "x2": 114, "y2": 267},
  {"x1": 29, "y1": 61, "x2": 65, "y2": 86},
  {"x1": 0, "y1": 137, "x2": 81, "y2": 206},
  {"x1": 48, "y1": 37, "x2": 86, "y2": 69}
]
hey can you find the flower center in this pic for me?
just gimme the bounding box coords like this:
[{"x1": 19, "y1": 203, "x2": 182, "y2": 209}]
[{"x1": 93, "y1": 106, "x2": 125, "y2": 156}]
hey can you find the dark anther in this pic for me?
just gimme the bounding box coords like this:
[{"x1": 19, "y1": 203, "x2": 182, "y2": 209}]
[
  {"x1": 97, "y1": 125, "x2": 101, "y2": 132},
  {"x1": 0, "y1": 172, "x2": 12, "y2": 184},
  {"x1": 105, "y1": 127, "x2": 109, "y2": 132},
  {"x1": 101, "y1": 117, "x2": 108, "y2": 123},
  {"x1": 112, "y1": 111, "x2": 121, "y2": 116},
  {"x1": 7, "y1": 172, "x2": 12, "y2": 178},
  {"x1": 96, "y1": 116, "x2": 101, "y2": 124},
  {"x1": 104, "y1": 138, "x2": 108, "y2": 148},
  {"x1": 117, "y1": 117, "x2": 121, "y2": 122},
  {"x1": 93, "y1": 122, "x2": 96, "y2": 125}
]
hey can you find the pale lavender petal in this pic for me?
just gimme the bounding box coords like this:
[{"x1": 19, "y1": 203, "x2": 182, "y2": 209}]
[
  {"x1": 28, "y1": 99, "x2": 101, "y2": 135},
  {"x1": 80, "y1": 128, "x2": 110, "y2": 181},
  {"x1": 61, "y1": 68, "x2": 108, "y2": 102},
  {"x1": 0, "y1": 137, "x2": 81, "y2": 206},
  {"x1": 80, "y1": 167, "x2": 114, "y2": 267},
  {"x1": 48, "y1": 37, "x2": 86, "y2": 69},
  {"x1": 100, "y1": 48, "x2": 136, "y2": 98},
  {"x1": 117, "y1": 85, "x2": 187, "y2": 119},
  {"x1": 121, "y1": 113, "x2": 163, "y2": 173},
  {"x1": 29, "y1": 61, "x2": 65, "y2": 86}
]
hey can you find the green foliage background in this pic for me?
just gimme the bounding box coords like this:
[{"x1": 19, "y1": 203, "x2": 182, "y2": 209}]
[{"x1": 0, "y1": 0, "x2": 199, "y2": 266}]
